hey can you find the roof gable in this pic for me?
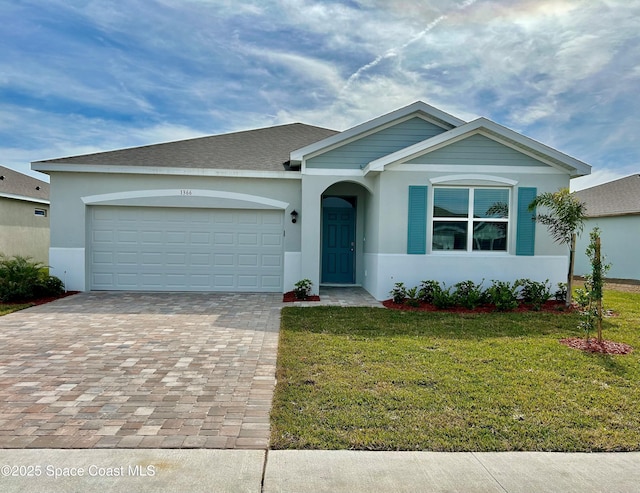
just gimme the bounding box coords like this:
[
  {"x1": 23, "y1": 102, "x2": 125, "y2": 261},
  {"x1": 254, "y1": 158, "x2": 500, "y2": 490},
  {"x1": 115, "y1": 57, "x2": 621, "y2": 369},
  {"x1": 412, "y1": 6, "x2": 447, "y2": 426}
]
[
  {"x1": 306, "y1": 117, "x2": 448, "y2": 170},
  {"x1": 365, "y1": 118, "x2": 591, "y2": 177},
  {"x1": 290, "y1": 101, "x2": 464, "y2": 165},
  {"x1": 0, "y1": 166, "x2": 49, "y2": 202},
  {"x1": 405, "y1": 133, "x2": 548, "y2": 167},
  {"x1": 574, "y1": 174, "x2": 640, "y2": 217}
]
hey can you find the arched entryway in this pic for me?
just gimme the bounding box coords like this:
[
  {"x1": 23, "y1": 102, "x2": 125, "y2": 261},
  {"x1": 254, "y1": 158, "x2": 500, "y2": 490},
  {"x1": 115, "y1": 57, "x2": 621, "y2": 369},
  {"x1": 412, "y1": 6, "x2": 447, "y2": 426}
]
[{"x1": 320, "y1": 181, "x2": 370, "y2": 286}]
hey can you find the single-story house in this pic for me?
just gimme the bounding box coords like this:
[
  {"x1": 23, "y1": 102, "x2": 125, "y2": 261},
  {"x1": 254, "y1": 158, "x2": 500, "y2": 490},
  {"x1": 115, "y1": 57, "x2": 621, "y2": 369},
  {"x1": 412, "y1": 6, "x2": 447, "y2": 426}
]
[
  {"x1": 574, "y1": 174, "x2": 640, "y2": 281},
  {"x1": 32, "y1": 101, "x2": 591, "y2": 300},
  {"x1": 0, "y1": 165, "x2": 50, "y2": 264}
]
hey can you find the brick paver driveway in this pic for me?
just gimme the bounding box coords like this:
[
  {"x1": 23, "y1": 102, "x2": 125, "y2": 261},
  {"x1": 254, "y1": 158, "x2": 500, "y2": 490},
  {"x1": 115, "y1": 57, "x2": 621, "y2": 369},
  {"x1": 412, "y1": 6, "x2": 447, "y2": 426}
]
[{"x1": 0, "y1": 292, "x2": 280, "y2": 449}]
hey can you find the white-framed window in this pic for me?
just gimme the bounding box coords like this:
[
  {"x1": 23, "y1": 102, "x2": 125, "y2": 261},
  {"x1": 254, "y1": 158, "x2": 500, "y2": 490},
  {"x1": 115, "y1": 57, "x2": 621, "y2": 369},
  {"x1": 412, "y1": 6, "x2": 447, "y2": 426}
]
[
  {"x1": 432, "y1": 187, "x2": 510, "y2": 252},
  {"x1": 34, "y1": 208, "x2": 47, "y2": 217}
]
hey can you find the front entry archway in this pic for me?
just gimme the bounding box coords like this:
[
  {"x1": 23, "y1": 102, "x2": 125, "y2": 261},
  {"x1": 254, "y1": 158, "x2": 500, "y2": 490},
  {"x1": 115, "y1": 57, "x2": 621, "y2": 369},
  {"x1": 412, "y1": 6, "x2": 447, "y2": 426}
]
[{"x1": 321, "y1": 196, "x2": 356, "y2": 284}]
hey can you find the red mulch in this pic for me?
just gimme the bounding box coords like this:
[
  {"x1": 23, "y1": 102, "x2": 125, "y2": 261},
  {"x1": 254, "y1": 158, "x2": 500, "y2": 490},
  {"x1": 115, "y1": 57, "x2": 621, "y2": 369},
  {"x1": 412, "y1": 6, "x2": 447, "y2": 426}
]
[
  {"x1": 283, "y1": 291, "x2": 321, "y2": 303},
  {"x1": 559, "y1": 337, "x2": 634, "y2": 355},
  {"x1": 381, "y1": 299, "x2": 574, "y2": 314}
]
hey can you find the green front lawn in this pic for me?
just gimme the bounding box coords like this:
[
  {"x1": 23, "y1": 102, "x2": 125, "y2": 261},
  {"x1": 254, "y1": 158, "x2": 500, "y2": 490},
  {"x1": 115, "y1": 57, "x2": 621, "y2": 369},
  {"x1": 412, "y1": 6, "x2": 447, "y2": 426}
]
[
  {"x1": 0, "y1": 303, "x2": 33, "y2": 316},
  {"x1": 271, "y1": 290, "x2": 640, "y2": 451}
]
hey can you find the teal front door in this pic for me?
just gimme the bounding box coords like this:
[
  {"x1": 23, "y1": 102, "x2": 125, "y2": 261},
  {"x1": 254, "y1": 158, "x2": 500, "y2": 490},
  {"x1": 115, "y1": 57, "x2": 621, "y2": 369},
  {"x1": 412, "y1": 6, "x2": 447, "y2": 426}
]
[{"x1": 322, "y1": 200, "x2": 356, "y2": 284}]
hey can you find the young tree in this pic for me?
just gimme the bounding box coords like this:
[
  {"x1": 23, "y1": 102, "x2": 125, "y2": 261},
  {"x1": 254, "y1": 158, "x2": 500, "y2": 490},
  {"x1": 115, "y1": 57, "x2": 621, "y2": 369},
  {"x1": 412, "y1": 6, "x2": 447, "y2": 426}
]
[
  {"x1": 575, "y1": 228, "x2": 610, "y2": 343},
  {"x1": 528, "y1": 188, "x2": 586, "y2": 305}
]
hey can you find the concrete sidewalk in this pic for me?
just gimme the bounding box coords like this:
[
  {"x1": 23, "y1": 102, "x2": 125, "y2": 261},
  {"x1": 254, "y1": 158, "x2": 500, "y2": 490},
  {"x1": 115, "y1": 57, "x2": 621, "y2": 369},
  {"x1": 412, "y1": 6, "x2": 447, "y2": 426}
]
[{"x1": 1, "y1": 449, "x2": 639, "y2": 493}]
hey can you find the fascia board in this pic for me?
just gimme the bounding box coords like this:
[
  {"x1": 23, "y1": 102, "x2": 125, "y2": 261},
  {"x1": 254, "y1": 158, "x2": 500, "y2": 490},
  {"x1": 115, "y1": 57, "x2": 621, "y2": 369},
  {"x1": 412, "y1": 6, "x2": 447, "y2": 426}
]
[
  {"x1": 290, "y1": 101, "x2": 465, "y2": 163},
  {"x1": 31, "y1": 163, "x2": 302, "y2": 180},
  {"x1": 0, "y1": 192, "x2": 50, "y2": 205},
  {"x1": 364, "y1": 118, "x2": 592, "y2": 177}
]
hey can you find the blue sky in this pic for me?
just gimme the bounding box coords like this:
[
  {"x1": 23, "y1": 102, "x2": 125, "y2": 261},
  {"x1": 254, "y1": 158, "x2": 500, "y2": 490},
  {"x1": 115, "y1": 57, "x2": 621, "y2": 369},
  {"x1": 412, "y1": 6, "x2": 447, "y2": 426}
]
[{"x1": 1, "y1": 0, "x2": 638, "y2": 190}]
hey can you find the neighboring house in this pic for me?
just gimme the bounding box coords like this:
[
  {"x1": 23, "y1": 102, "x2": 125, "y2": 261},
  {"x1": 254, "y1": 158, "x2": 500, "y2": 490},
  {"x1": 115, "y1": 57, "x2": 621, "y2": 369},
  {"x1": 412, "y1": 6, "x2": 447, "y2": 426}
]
[
  {"x1": 574, "y1": 174, "x2": 640, "y2": 281},
  {"x1": 32, "y1": 101, "x2": 591, "y2": 300},
  {"x1": 0, "y1": 165, "x2": 50, "y2": 264}
]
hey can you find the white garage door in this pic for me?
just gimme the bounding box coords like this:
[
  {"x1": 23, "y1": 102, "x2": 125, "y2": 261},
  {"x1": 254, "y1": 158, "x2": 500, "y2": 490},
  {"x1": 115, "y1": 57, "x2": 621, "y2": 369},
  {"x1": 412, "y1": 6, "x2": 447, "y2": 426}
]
[{"x1": 89, "y1": 206, "x2": 284, "y2": 291}]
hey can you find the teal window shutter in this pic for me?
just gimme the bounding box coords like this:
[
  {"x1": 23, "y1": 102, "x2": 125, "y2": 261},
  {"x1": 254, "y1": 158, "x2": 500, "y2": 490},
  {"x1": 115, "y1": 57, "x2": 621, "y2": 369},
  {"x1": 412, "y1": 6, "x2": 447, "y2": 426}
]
[
  {"x1": 407, "y1": 186, "x2": 427, "y2": 254},
  {"x1": 516, "y1": 187, "x2": 537, "y2": 256}
]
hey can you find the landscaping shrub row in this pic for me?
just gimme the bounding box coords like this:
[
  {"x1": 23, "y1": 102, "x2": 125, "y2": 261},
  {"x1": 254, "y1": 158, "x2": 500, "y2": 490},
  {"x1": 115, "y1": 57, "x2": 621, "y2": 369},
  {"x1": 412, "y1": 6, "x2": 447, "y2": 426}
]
[
  {"x1": 0, "y1": 255, "x2": 65, "y2": 302},
  {"x1": 388, "y1": 278, "x2": 566, "y2": 312}
]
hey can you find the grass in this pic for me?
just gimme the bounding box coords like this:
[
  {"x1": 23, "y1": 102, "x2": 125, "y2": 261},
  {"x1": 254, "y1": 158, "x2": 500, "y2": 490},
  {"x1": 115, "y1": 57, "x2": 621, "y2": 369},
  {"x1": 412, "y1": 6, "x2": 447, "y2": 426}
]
[
  {"x1": 0, "y1": 303, "x2": 33, "y2": 316},
  {"x1": 271, "y1": 289, "x2": 640, "y2": 451}
]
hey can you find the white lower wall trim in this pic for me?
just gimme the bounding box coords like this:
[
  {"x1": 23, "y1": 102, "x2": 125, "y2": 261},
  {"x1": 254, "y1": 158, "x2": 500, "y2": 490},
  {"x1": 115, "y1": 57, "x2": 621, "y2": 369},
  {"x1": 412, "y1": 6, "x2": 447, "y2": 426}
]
[
  {"x1": 283, "y1": 252, "x2": 302, "y2": 293},
  {"x1": 49, "y1": 248, "x2": 86, "y2": 292},
  {"x1": 363, "y1": 253, "x2": 567, "y2": 300}
]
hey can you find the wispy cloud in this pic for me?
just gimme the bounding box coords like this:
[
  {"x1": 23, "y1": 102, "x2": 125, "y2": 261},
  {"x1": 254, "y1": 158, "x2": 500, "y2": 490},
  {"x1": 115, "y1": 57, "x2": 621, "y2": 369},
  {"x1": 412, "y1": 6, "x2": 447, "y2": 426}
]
[{"x1": 0, "y1": 0, "x2": 638, "y2": 187}]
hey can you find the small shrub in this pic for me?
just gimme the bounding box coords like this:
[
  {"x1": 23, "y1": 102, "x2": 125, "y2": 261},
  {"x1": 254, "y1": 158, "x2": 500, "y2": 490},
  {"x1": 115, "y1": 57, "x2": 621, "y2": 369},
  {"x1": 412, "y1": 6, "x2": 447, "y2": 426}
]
[
  {"x1": 418, "y1": 280, "x2": 441, "y2": 303},
  {"x1": 453, "y1": 280, "x2": 486, "y2": 309},
  {"x1": 36, "y1": 275, "x2": 65, "y2": 298},
  {"x1": 0, "y1": 255, "x2": 64, "y2": 302},
  {"x1": 390, "y1": 282, "x2": 407, "y2": 304},
  {"x1": 293, "y1": 279, "x2": 313, "y2": 300},
  {"x1": 575, "y1": 285, "x2": 598, "y2": 339},
  {"x1": 554, "y1": 282, "x2": 567, "y2": 303},
  {"x1": 405, "y1": 286, "x2": 421, "y2": 307},
  {"x1": 487, "y1": 280, "x2": 519, "y2": 311},
  {"x1": 432, "y1": 284, "x2": 455, "y2": 309},
  {"x1": 517, "y1": 279, "x2": 551, "y2": 310}
]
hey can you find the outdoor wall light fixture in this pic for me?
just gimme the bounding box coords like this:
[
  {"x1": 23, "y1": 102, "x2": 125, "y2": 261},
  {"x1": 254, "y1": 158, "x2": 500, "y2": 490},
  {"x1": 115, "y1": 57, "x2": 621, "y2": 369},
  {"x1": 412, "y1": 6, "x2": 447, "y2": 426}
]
[{"x1": 290, "y1": 210, "x2": 299, "y2": 223}]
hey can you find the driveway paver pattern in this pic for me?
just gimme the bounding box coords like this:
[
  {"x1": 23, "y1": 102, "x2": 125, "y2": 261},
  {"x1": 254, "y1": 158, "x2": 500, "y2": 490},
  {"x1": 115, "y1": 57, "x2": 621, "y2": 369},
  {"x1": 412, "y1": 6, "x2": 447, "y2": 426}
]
[{"x1": 0, "y1": 292, "x2": 280, "y2": 449}]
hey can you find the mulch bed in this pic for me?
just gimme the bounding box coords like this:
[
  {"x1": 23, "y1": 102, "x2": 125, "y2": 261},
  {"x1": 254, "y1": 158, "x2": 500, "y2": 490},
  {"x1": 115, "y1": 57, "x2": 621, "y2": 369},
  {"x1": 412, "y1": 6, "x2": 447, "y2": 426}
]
[
  {"x1": 3, "y1": 291, "x2": 80, "y2": 306},
  {"x1": 381, "y1": 299, "x2": 574, "y2": 314},
  {"x1": 559, "y1": 337, "x2": 634, "y2": 355},
  {"x1": 283, "y1": 291, "x2": 321, "y2": 303}
]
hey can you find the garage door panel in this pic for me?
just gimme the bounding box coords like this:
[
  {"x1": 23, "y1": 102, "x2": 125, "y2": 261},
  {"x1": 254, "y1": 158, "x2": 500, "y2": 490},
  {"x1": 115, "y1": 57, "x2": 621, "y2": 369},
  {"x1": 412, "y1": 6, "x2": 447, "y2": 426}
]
[
  {"x1": 213, "y1": 232, "x2": 234, "y2": 246},
  {"x1": 262, "y1": 233, "x2": 283, "y2": 246},
  {"x1": 141, "y1": 252, "x2": 163, "y2": 266},
  {"x1": 214, "y1": 212, "x2": 234, "y2": 224},
  {"x1": 93, "y1": 230, "x2": 114, "y2": 243},
  {"x1": 238, "y1": 233, "x2": 258, "y2": 246},
  {"x1": 261, "y1": 276, "x2": 282, "y2": 288},
  {"x1": 213, "y1": 275, "x2": 234, "y2": 287},
  {"x1": 117, "y1": 230, "x2": 138, "y2": 243},
  {"x1": 166, "y1": 253, "x2": 186, "y2": 265},
  {"x1": 262, "y1": 254, "x2": 282, "y2": 267},
  {"x1": 213, "y1": 254, "x2": 234, "y2": 266},
  {"x1": 238, "y1": 213, "x2": 259, "y2": 225},
  {"x1": 190, "y1": 253, "x2": 211, "y2": 267},
  {"x1": 116, "y1": 273, "x2": 138, "y2": 287},
  {"x1": 238, "y1": 254, "x2": 258, "y2": 267},
  {"x1": 117, "y1": 252, "x2": 138, "y2": 265},
  {"x1": 238, "y1": 275, "x2": 259, "y2": 288},
  {"x1": 90, "y1": 206, "x2": 283, "y2": 291}
]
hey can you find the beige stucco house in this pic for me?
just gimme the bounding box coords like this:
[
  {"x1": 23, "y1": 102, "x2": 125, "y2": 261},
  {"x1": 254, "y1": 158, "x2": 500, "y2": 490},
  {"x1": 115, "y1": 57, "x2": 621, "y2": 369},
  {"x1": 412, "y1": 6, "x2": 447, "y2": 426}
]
[{"x1": 0, "y1": 166, "x2": 50, "y2": 264}]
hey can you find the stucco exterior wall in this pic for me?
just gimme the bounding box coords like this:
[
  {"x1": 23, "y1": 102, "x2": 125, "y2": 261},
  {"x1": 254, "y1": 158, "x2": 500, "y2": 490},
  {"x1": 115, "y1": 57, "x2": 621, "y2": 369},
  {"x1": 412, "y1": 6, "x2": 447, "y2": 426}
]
[
  {"x1": 575, "y1": 216, "x2": 640, "y2": 281},
  {"x1": 48, "y1": 171, "x2": 302, "y2": 290},
  {"x1": 299, "y1": 174, "x2": 376, "y2": 293},
  {"x1": 373, "y1": 168, "x2": 569, "y2": 256},
  {"x1": 359, "y1": 168, "x2": 571, "y2": 299},
  {"x1": 0, "y1": 197, "x2": 50, "y2": 264}
]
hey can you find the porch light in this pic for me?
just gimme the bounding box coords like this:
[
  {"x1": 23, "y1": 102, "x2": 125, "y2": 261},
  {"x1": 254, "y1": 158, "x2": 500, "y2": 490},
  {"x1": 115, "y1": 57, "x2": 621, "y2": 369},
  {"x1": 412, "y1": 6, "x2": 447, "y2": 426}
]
[{"x1": 290, "y1": 209, "x2": 299, "y2": 223}]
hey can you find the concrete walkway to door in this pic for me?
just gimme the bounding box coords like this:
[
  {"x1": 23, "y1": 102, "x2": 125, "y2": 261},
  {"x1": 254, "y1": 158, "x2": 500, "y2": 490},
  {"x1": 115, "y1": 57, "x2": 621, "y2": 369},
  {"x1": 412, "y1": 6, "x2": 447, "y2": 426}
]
[{"x1": 0, "y1": 292, "x2": 281, "y2": 449}]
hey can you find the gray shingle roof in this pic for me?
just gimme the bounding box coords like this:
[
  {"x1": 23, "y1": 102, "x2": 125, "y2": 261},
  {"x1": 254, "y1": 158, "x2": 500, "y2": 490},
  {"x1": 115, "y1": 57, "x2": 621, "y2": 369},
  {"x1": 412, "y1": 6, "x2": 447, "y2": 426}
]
[
  {"x1": 34, "y1": 123, "x2": 339, "y2": 172},
  {"x1": 574, "y1": 174, "x2": 640, "y2": 217},
  {"x1": 0, "y1": 166, "x2": 49, "y2": 201}
]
